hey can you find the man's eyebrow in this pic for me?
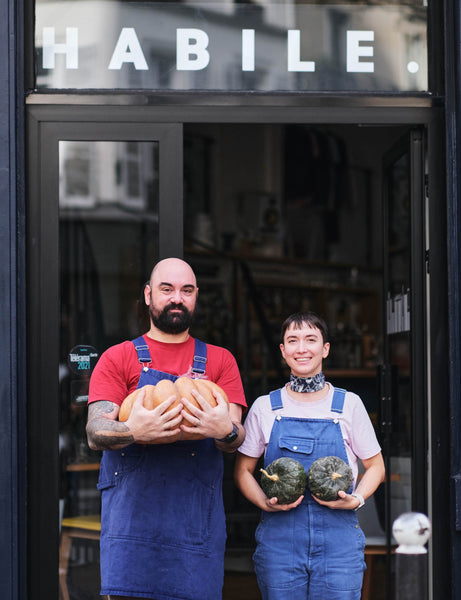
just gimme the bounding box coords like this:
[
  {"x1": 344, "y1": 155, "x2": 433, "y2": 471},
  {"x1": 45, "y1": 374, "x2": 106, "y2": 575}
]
[{"x1": 158, "y1": 281, "x2": 196, "y2": 288}]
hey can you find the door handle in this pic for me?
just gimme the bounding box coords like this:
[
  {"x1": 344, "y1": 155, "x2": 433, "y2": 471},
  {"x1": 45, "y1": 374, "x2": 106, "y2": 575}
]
[{"x1": 377, "y1": 364, "x2": 392, "y2": 436}]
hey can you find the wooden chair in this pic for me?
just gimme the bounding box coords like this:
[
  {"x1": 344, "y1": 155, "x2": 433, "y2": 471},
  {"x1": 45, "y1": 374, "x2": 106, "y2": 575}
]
[
  {"x1": 59, "y1": 515, "x2": 101, "y2": 600},
  {"x1": 358, "y1": 494, "x2": 395, "y2": 600}
]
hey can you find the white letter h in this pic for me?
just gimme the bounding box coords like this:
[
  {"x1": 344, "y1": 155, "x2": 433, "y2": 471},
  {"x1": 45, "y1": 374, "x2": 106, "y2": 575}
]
[{"x1": 42, "y1": 27, "x2": 79, "y2": 69}]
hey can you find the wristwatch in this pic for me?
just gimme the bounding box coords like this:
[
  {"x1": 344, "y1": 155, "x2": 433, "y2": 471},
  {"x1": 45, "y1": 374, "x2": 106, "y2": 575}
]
[
  {"x1": 216, "y1": 423, "x2": 239, "y2": 444},
  {"x1": 351, "y1": 492, "x2": 365, "y2": 511}
]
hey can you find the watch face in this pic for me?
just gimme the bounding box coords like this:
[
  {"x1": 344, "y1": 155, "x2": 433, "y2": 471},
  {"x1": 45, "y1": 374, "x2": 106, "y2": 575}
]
[{"x1": 220, "y1": 424, "x2": 238, "y2": 443}]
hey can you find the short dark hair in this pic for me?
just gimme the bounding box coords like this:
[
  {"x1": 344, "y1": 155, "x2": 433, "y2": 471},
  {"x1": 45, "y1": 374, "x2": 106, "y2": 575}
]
[{"x1": 280, "y1": 311, "x2": 329, "y2": 344}]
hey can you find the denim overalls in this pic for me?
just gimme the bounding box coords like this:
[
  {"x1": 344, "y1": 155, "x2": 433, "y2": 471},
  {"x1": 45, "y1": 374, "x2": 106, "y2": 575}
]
[
  {"x1": 253, "y1": 387, "x2": 366, "y2": 600},
  {"x1": 97, "y1": 336, "x2": 226, "y2": 600}
]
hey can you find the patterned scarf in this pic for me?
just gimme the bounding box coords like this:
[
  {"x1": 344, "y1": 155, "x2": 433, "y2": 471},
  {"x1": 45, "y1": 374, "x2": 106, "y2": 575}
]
[{"x1": 290, "y1": 372, "x2": 325, "y2": 393}]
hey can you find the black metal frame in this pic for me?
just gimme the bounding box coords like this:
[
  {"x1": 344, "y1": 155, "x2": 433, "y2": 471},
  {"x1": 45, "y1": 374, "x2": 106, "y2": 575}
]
[
  {"x1": 1, "y1": 0, "x2": 454, "y2": 598},
  {"x1": 0, "y1": 0, "x2": 27, "y2": 600},
  {"x1": 381, "y1": 128, "x2": 428, "y2": 598},
  {"x1": 25, "y1": 101, "x2": 448, "y2": 600},
  {"x1": 444, "y1": 0, "x2": 461, "y2": 598},
  {"x1": 26, "y1": 114, "x2": 183, "y2": 600}
]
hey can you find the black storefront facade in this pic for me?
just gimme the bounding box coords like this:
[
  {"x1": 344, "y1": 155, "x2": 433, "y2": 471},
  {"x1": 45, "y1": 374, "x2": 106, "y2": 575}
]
[{"x1": 2, "y1": 1, "x2": 461, "y2": 599}]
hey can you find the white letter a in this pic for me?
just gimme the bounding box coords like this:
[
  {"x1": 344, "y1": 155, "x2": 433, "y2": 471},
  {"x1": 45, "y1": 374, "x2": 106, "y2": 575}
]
[{"x1": 108, "y1": 28, "x2": 148, "y2": 70}]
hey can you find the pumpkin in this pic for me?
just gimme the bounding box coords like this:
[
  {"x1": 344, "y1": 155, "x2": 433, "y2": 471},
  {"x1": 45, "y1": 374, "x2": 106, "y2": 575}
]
[
  {"x1": 119, "y1": 377, "x2": 229, "y2": 442},
  {"x1": 307, "y1": 455, "x2": 353, "y2": 501},
  {"x1": 259, "y1": 457, "x2": 307, "y2": 504}
]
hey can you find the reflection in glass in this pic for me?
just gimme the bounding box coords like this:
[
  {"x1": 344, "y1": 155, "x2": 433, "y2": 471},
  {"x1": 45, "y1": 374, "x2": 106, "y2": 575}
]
[
  {"x1": 386, "y1": 149, "x2": 412, "y2": 524},
  {"x1": 35, "y1": 1, "x2": 427, "y2": 92},
  {"x1": 58, "y1": 140, "x2": 158, "y2": 600}
]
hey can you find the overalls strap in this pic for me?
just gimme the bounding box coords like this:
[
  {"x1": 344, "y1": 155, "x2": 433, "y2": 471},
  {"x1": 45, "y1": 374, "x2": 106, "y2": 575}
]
[
  {"x1": 269, "y1": 388, "x2": 284, "y2": 410},
  {"x1": 192, "y1": 338, "x2": 207, "y2": 374},
  {"x1": 131, "y1": 336, "x2": 208, "y2": 374},
  {"x1": 269, "y1": 386, "x2": 347, "y2": 413},
  {"x1": 132, "y1": 335, "x2": 151, "y2": 364},
  {"x1": 331, "y1": 387, "x2": 346, "y2": 413}
]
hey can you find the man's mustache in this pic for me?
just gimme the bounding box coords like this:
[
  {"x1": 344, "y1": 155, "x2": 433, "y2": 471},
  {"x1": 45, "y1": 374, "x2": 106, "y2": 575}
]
[{"x1": 164, "y1": 303, "x2": 187, "y2": 313}]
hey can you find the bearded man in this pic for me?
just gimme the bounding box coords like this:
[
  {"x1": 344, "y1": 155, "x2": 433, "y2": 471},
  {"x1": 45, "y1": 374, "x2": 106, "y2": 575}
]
[{"x1": 86, "y1": 258, "x2": 246, "y2": 600}]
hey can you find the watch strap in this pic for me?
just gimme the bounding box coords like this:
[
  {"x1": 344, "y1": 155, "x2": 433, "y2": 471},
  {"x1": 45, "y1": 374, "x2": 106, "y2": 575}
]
[
  {"x1": 216, "y1": 423, "x2": 238, "y2": 444},
  {"x1": 351, "y1": 492, "x2": 365, "y2": 510}
]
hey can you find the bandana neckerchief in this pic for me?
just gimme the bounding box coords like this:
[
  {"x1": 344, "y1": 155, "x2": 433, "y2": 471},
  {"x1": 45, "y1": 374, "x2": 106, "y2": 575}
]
[{"x1": 289, "y1": 372, "x2": 325, "y2": 393}]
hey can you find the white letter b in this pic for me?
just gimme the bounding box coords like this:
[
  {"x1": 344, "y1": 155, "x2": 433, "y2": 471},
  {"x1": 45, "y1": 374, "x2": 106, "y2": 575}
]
[{"x1": 177, "y1": 29, "x2": 210, "y2": 71}]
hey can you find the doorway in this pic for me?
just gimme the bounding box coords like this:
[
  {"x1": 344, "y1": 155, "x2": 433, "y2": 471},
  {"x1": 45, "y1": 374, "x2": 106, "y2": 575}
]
[
  {"x1": 182, "y1": 123, "x2": 426, "y2": 600},
  {"x1": 27, "y1": 113, "x2": 428, "y2": 600}
]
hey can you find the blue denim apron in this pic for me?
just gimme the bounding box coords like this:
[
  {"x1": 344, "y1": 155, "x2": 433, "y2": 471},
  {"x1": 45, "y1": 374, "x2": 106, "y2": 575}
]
[
  {"x1": 98, "y1": 337, "x2": 226, "y2": 600},
  {"x1": 253, "y1": 387, "x2": 366, "y2": 600}
]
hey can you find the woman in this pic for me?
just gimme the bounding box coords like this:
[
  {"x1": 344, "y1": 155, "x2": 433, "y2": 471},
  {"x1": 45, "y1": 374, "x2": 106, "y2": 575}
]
[{"x1": 234, "y1": 311, "x2": 385, "y2": 600}]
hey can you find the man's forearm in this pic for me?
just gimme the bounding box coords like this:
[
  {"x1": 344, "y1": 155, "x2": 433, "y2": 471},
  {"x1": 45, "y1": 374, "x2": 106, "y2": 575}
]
[{"x1": 86, "y1": 400, "x2": 135, "y2": 451}]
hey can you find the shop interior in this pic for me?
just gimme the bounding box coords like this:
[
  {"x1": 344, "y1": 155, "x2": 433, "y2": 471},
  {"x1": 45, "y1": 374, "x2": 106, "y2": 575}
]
[{"x1": 58, "y1": 122, "x2": 412, "y2": 599}]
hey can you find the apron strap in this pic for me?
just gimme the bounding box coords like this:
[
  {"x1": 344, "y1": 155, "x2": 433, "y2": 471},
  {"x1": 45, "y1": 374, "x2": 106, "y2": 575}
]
[
  {"x1": 269, "y1": 388, "x2": 284, "y2": 410},
  {"x1": 132, "y1": 335, "x2": 151, "y2": 364},
  {"x1": 192, "y1": 339, "x2": 208, "y2": 374},
  {"x1": 331, "y1": 387, "x2": 347, "y2": 414},
  {"x1": 131, "y1": 336, "x2": 208, "y2": 374}
]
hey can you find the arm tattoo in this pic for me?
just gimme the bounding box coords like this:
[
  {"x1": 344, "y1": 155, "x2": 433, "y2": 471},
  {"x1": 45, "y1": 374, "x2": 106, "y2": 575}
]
[{"x1": 86, "y1": 400, "x2": 135, "y2": 451}]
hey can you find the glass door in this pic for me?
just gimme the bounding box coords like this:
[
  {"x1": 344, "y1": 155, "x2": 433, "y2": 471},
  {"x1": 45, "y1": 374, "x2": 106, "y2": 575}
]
[
  {"x1": 380, "y1": 129, "x2": 427, "y2": 598},
  {"x1": 27, "y1": 116, "x2": 182, "y2": 600}
]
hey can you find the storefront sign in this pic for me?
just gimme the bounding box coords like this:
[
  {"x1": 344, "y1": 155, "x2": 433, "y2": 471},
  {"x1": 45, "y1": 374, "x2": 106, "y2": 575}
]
[{"x1": 35, "y1": 2, "x2": 427, "y2": 92}]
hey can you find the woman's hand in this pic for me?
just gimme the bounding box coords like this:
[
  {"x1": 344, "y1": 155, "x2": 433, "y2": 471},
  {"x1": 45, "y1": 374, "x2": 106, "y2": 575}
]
[
  {"x1": 312, "y1": 452, "x2": 385, "y2": 510},
  {"x1": 311, "y1": 490, "x2": 360, "y2": 510},
  {"x1": 234, "y1": 453, "x2": 303, "y2": 512},
  {"x1": 263, "y1": 494, "x2": 305, "y2": 512}
]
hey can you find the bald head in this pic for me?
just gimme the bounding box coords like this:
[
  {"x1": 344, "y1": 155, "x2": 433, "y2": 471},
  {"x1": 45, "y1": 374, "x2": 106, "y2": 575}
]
[{"x1": 150, "y1": 258, "x2": 197, "y2": 289}]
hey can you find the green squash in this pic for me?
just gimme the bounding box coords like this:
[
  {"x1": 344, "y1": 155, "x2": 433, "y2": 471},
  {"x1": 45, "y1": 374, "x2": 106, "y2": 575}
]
[
  {"x1": 307, "y1": 455, "x2": 353, "y2": 501},
  {"x1": 260, "y1": 457, "x2": 307, "y2": 504}
]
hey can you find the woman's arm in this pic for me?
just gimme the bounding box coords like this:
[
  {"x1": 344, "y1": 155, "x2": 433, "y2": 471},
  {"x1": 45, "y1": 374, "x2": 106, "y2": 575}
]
[{"x1": 354, "y1": 451, "x2": 386, "y2": 501}]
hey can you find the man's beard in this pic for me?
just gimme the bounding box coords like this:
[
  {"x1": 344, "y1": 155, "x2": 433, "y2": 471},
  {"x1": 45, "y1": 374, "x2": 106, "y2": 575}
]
[{"x1": 149, "y1": 302, "x2": 194, "y2": 334}]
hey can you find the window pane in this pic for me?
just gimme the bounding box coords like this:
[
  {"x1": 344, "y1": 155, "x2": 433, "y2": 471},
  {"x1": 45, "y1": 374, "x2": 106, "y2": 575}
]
[
  {"x1": 35, "y1": 1, "x2": 427, "y2": 92},
  {"x1": 58, "y1": 140, "x2": 158, "y2": 600}
]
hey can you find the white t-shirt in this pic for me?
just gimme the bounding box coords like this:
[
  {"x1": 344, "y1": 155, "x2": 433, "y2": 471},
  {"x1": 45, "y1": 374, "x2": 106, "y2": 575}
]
[{"x1": 239, "y1": 383, "x2": 381, "y2": 484}]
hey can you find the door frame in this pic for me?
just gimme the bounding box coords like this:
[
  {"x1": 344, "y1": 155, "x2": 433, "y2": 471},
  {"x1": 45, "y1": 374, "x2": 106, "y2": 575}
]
[
  {"x1": 382, "y1": 128, "x2": 427, "y2": 505},
  {"x1": 26, "y1": 102, "x2": 448, "y2": 600},
  {"x1": 381, "y1": 128, "x2": 428, "y2": 597},
  {"x1": 26, "y1": 114, "x2": 183, "y2": 600}
]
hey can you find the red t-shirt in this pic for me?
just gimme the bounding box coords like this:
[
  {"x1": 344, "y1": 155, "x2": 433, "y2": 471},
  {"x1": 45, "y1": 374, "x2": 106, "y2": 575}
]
[{"x1": 88, "y1": 334, "x2": 247, "y2": 408}]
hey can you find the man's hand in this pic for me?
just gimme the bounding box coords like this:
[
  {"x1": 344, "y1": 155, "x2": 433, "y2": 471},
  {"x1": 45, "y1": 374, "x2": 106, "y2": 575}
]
[
  {"x1": 126, "y1": 387, "x2": 183, "y2": 444},
  {"x1": 180, "y1": 388, "x2": 233, "y2": 439}
]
